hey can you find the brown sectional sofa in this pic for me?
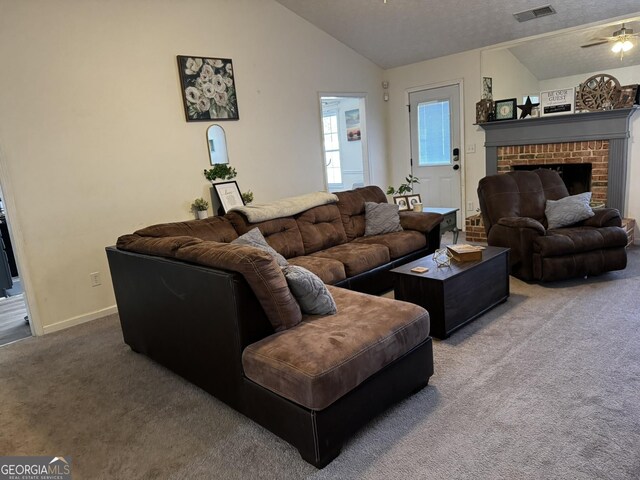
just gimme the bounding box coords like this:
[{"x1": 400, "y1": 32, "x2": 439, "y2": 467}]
[{"x1": 107, "y1": 186, "x2": 442, "y2": 467}]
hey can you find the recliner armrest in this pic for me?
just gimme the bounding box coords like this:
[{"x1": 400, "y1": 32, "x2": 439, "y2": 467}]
[
  {"x1": 399, "y1": 211, "x2": 443, "y2": 233},
  {"x1": 581, "y1": 208, "x2": 622, "y2": 228},
  {"x1": 496, "y1": 217, "x2": 546, "y2": 235}
]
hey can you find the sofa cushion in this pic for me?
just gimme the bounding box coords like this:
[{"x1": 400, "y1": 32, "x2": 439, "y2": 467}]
[
  {"x1": 310, "y1": 242, "x2": 390, "y2": 277},
  {"x1": 231, "y1": 228, "x2": 288, "y2": 267},
  {"x1": 225, "y1": 211, "x2": 305, "y2": 259},
  {"x1": 353, "y1": 230, "x2": 427, "y2": 259},
  {"x1": 134, "y1": 216, "x2": 239, "y2": 243},
  {"x1": 287, "y1": 256, "x2": 346, "y2": 285},
  {"x1": 242, "y1": 286, "x2": 430, "y2": 410},
  {"x1": 175, "y1": 241, "x2": 302, "y2": 332},
  {"x1": 335, "y1": 186, "x2": 387, "y2": 241},
  {"x1": 533, "y1": 226, "x2": 629, "y2": 257},
  {"x1": 364, "y1": 202, "x2": 403, "y2": 236},
  {"x1": 295, "y1": 204, "x2": 348, "y2": 254},
  {"x1": 545, "y1": 192, "x2": 594, "y2": 229},
  {"x1": 282, "y1": 265, "x2": 337, "y2": 315}
]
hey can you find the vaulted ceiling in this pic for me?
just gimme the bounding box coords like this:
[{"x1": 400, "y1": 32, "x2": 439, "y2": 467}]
[{"x1": 274, "y1": 0, "x2": 640, "y2": 74}]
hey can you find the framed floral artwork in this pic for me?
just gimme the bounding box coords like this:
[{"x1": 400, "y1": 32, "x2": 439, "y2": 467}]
[{"x1": 177, "y1": 56, "x2": 239, "y2": 122}]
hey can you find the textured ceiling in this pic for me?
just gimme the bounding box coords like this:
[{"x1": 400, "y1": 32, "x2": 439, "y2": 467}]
[
  {"x1": 508, "y1": 19, "x2": 640, "y2": 80},
  {"x1": 273, "y1": 0, "x2": 640, "y2": 69}
]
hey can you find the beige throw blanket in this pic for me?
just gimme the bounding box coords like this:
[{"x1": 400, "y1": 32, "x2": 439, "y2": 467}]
[{"x1": 229, "y1": 191, "x2": 338, "y2": 223}]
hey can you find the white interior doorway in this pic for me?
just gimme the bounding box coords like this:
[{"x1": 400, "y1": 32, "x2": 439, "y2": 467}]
[
  {"x1": 408, "y1": 82, "x2": 463, "y2": 225},
  {"x1": 319, "y1": 94, "x2": 370, "y2": 192}
]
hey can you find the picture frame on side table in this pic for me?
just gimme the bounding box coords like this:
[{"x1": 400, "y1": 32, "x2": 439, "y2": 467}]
[
  {"x1": 213, "y1": 181, "x2": 244, "y2": 213},
  {"x1": 393, "y1": 196, "x2": 409, "y2": 211},
  {"x1": 494, "y1": 98, "x2": 517, "y2": 121},
  {"x1": 406, "y1": 194, "x2": 422, "y2": 207}
]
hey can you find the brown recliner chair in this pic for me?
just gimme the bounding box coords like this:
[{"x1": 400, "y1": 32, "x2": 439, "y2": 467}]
[{"x1": 477, "y1": 169, "x2": 627, "y2": 281}]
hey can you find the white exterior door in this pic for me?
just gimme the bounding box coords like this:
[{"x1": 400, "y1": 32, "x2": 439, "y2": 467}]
[{"x1": 409, "y1": 84, "x2": 462, "y2": 224}]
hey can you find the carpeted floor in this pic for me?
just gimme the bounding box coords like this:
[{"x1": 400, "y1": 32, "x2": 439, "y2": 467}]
[{"x1": 1, "y1": 248, "x2": 639, "y2": 479}]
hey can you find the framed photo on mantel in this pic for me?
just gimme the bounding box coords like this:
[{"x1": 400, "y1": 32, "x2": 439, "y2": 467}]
[
  {"x1": 540, "y1": 88, "x2": 575, "y2": 116},
  {"x1": 494, "y1": 98, "x2": 517, "y2": 121}
]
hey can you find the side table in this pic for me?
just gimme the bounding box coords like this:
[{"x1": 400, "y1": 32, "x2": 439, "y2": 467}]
[{"x1": 423, "y1": 207, "x2": 459, "y2": 243}]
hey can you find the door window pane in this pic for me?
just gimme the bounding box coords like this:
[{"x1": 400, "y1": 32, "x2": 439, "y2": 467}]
[{"x1": 417, "y1": 100, "x2": 450, "y2": 166}]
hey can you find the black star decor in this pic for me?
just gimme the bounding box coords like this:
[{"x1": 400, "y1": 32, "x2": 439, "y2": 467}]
[{"x1": 517, "y1": 96, "x2": 540, "y2": 119}]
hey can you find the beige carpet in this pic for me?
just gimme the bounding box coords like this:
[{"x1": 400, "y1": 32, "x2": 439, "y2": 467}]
[{"x1": 1, "y1": 248, "x2": 639, "y2": 479}]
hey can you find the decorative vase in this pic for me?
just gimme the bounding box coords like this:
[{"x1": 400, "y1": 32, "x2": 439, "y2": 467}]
[
  {"x1": 476, "y1": 98, "x2": 494, "y2": 124},
  {"x1": 196, "y1": 210, "x2": 208, "y2": 220}
]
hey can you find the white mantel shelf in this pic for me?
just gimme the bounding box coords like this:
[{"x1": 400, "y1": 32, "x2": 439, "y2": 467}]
[{"x1": 479, "y1": 106, "x2": 639, "y2": 214}]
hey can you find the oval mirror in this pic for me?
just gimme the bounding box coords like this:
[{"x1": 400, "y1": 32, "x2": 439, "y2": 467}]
[{"x1": 206, "y1": 124, "x2": 229, "y2": 164}]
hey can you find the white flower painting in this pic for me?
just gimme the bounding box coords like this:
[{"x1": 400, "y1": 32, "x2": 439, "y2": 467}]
[{"x1": 177, "y1": 56, "x2": 239, "y2": 121}]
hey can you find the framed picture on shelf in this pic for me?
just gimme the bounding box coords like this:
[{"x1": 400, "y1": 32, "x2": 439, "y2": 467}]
[
  {"x1": 406, "y1": 194, "x2": 422, "y2": 208},
  {"x1": 213, "y1": 181, "x2": 244, "y2": 213},
  {"x1": 393, "y1": 196, "x2": 409, "y2": 211},
  {"x1": 540, "y1": 88, "x2": 575, "y2": 116},
  {"x1": 494, "y1": 98, "x2": 517, "y2": 121},
  {"x1": 617, "y1": 84, "x2": 638, "y2": 108}
]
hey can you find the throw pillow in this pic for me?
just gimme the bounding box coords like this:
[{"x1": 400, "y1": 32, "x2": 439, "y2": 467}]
[
  {"x1": 231, "y1": 228, "x2": 288, "y2": 267},
  {"x1": 282, "y1": 265, "x2": 337, "y2": 315},
  {"x1": 364, "y1": 202, "x2": 403, "y2": 236},
  {"x1": 545, "y1": 192, "x2": 595, "y2": 229}
]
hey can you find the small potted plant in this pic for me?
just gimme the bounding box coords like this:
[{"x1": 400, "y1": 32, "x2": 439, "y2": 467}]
[
  {"x1": 192, "y1": 198, "x2": 209, "y2": 220},
  {"x1": 241, "y1": 190, "x2": 254, "y2": 205},
  {"x1": 203, "y1": 164, "x2": 237, "y2": 183},
  {"x1": 387, "y1": 174, "x2": 420, "y2": 196}
]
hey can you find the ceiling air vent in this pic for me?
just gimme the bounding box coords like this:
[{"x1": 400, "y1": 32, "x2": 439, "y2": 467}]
[{"x1": 513, "y1": 5, "x2": 556, "y2": 22}]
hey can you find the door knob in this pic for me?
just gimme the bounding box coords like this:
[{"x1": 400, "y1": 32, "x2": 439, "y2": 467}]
[
  {"x1": 452, "y1": 147, "x2": 459, "y2": 162},
  {"x1": 453, "y1": 164, "x2": 460, "y2": 171}
]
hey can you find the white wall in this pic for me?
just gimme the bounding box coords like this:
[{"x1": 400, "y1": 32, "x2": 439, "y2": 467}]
[
  {"x1": 0, "y1": 0, "x2": 385, "y2": 333},
  {"x1": 384, "y1": 50, "x2": 484, "y2": 218},
  {"x1": 481, "y1": 49, "x2": 540, "y2": 103},
  {"x1": 540, "y1": 65, "x2": 640, "y2": 242}
]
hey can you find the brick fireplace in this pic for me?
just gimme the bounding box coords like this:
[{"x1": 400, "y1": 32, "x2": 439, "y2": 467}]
[
  {"x1": 467, "y1": 108, "x2": 637, "y2": 244},
  {"x1": 499, "y1": 141, "x2": 609, "y2": 204}
]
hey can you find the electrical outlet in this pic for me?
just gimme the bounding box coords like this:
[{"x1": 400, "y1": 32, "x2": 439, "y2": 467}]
[
  {"x1": 467, "y1": 201, "x2": 474, "y2": 211},
  {"x1": 90, "y1": 272, "x2": 101, "y2": 287}
]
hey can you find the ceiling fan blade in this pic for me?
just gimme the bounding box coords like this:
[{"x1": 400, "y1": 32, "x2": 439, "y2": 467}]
[{"x1": 581, "y1": 40, "x2": 609, "y2": 48}]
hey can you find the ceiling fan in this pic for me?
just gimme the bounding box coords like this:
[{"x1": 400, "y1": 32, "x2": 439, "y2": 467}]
[{"x1": 581, "y1": 24, "x2": 639, "y2": 58}]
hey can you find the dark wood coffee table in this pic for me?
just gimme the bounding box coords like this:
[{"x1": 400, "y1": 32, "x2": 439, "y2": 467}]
[{"x1": 391, "y1": 246, "x2": 510, "y2": 339}]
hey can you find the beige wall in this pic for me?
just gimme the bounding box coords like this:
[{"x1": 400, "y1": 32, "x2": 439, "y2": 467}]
[
  {"x1": 384, "y1": 50, "x2": 484, "y2": 217},
  {"x1": 481, "y1": 48, "x2": 540, "y2": 102},
  {"x1": 0, "y1": 0, "x2": 385, "y2": 333}
]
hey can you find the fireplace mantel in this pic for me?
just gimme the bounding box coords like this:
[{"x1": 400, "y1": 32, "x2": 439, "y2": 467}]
[{"x1": 479, "y1": 107, "x2": 638, "y2": 213}]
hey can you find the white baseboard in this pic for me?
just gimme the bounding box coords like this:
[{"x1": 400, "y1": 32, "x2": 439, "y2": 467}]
[{"x1": 42, "y1": 305, "x2": 118, "y2": 335}]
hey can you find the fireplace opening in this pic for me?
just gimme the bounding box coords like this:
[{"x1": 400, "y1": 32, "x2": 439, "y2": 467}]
[{"x1": 511, "y1": 163, "x2": 592, "y2": 196}]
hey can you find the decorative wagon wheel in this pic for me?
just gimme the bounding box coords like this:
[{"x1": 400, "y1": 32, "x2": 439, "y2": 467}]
[{"x1": 577, "y1": 74, "x2": 621, "y2": 111}]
